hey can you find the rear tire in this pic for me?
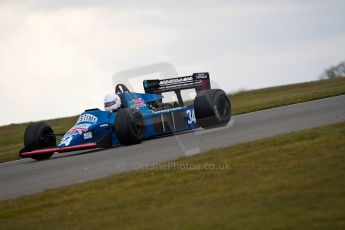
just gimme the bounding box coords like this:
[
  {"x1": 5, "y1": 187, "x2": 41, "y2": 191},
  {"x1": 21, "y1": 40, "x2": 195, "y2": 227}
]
[
  {"x1": 24, "y1": 122, "x2": 56, "y2": 160},
  {"x1": 194, "y1": 89, "x2": 231, "y2": 129},
  {"x1": 115, "y1": 108, "x2": 146, "y2": 145}
]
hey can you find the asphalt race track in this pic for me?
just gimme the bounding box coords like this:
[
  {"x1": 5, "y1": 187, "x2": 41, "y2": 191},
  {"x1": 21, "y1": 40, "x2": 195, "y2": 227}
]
[{"x1": 1, "y1": 95, "x2": 344, "y2": 200}]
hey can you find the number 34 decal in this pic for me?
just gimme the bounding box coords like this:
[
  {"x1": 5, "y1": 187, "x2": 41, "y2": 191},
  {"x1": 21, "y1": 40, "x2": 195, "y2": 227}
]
[{"x1": 186, "y1": 109, "x2": 196, "y2": 124}]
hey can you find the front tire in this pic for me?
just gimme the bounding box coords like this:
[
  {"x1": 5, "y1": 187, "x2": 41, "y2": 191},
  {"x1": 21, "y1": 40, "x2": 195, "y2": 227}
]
[
  {"x1": 114, "y1": 108, "x2": 146, "y2": 145},
  {"x1": 24, "y1": 122, "x2": 56, "y2": 160},
  {"x1": 194, "y1": 89, "x2": 231, "y2": 129}
]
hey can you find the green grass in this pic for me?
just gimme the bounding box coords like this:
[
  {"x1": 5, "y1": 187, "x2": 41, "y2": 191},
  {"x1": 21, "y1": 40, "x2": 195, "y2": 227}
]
[
  {"x1": 1, "y1": 122, "x2": 344, "y2": 229},
  {"x1": 231, "y1": 77, "x2": 345, "y2": 114},
  {"x1": 0, "y1": 77, "x2": 345, "y2": 163},
  {"x1": 0, "y1": 116, "x2": 78, "y2": 163}
]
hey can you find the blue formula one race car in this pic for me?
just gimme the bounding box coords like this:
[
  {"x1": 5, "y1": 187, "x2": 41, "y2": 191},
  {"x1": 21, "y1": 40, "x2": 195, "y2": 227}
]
[{"x1": 19, "y1": 72, "x2": 231, "y2": 160}]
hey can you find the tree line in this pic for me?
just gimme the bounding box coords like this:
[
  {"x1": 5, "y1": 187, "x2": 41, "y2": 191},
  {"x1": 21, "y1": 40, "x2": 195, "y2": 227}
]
[{"x1": 320, "y1": 61, "x2": 345, "y2": 79}]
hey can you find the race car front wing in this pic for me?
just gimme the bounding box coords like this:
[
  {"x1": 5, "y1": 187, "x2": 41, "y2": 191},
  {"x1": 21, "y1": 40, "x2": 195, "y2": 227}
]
[
  {"x1": 19, "y1": 143, "x2": 98, "y2": 158},
  {"x1": 19, "y1": 131, "x2": 113, "y2": 159}
]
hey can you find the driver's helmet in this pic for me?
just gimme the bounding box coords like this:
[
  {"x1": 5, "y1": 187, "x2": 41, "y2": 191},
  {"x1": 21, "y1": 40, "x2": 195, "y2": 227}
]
[{"x1": 104, "y1": 93, "x2": 122, "y2": 112}]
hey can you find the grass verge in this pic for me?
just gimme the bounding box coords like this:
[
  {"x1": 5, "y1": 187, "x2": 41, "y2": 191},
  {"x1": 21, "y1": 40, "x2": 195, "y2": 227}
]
[
  {"x1": 231, "y1": 77, "x2": 345, "y2": 114},
  {"x1": 0, "y1": 122, "x2": 344, "y2": 229},
  {"x1": 0, "y1": 77, "x2": 345, "y2": 163}
]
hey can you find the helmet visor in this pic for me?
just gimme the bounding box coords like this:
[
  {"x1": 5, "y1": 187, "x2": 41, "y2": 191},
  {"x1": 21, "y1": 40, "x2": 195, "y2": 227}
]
[{"x1": 104, "y1": 101, "x2": 116, "y2": 107}]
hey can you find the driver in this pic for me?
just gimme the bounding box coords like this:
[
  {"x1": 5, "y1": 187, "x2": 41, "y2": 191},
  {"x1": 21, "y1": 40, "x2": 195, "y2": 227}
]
[{"x1": 104, "y1": 93, "x2": 122, "y2": 112}]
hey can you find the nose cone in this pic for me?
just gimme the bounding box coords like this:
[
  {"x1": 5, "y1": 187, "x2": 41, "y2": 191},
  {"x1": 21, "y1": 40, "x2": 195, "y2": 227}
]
[{"x1": 58, "y1": 122, "x2": 94, "y2": 148}]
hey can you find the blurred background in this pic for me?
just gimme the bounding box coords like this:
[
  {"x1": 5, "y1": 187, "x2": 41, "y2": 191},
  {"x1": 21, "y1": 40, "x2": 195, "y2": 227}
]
[{"x1": 0, "y1": 0, "x2": 344, "y2": 126}]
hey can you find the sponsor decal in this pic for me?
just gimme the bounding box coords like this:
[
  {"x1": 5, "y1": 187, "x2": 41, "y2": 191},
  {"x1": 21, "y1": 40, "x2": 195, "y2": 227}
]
[
  {"x1": 76, "y1": 114, "x2": 98, "y2": 124},
  {"x1": 195, "y1": 73, "x2": 208, "y2": 79},
  {"x1": 143, "y1": 80, "x2": 159, "y2": 89},
  {"x1": 67, "y1": 123, "x2": 91, "y2": 135},
  {"x1": 60, "y1": 123, "x2": 91, "y2": 146},
  {"x1": 159, "y1": 77, "x2": 193, "y2": 86},
  {"x1": 143, "y1": 80, "x2": 150, "y2": 88},
  {"x1": 152, "y1": 107, "x2": 185, "y2": 114},
  {"x1": 143, "y1": 80, "x2": 148, "y2": 88},
  {"x1": 83, "y1": 132, "x2": 93, "y2": 140},
  {"x1": 130, "y1": 98, "x2": 146, "y2": 109}
]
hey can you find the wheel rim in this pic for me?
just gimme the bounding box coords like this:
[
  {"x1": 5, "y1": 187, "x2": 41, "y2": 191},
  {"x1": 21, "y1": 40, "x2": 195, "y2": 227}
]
[
  {"x1": 39, "y1": 128, "x2": 56, "y2": 148},
  {"x1": 131, "y1": 114, "x2": 144, "y2": 138},
  {"x1": 216, "y1": 95, "x2": 230, "y2": 119}
]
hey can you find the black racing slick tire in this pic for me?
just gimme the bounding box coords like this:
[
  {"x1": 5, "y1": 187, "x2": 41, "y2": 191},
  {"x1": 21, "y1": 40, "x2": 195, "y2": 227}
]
[
  {"x1": 24, "y1": 122, "x2": 56, "y2": 160},
  {"x1": 115, "y1": 108, "x2": 146, "y2": 145},
  {"x1": 194, "y1": 89, "x2": 231, "y2": 129}
]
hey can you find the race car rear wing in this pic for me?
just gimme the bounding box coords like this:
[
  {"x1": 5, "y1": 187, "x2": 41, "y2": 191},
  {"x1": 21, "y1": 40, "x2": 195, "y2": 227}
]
[
  {"x1": 143, "y1": 72, "x2": 211, "y2": 105},
  {"x1": 143, "y1": 72, "x2": 211, "y2": 94}
]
